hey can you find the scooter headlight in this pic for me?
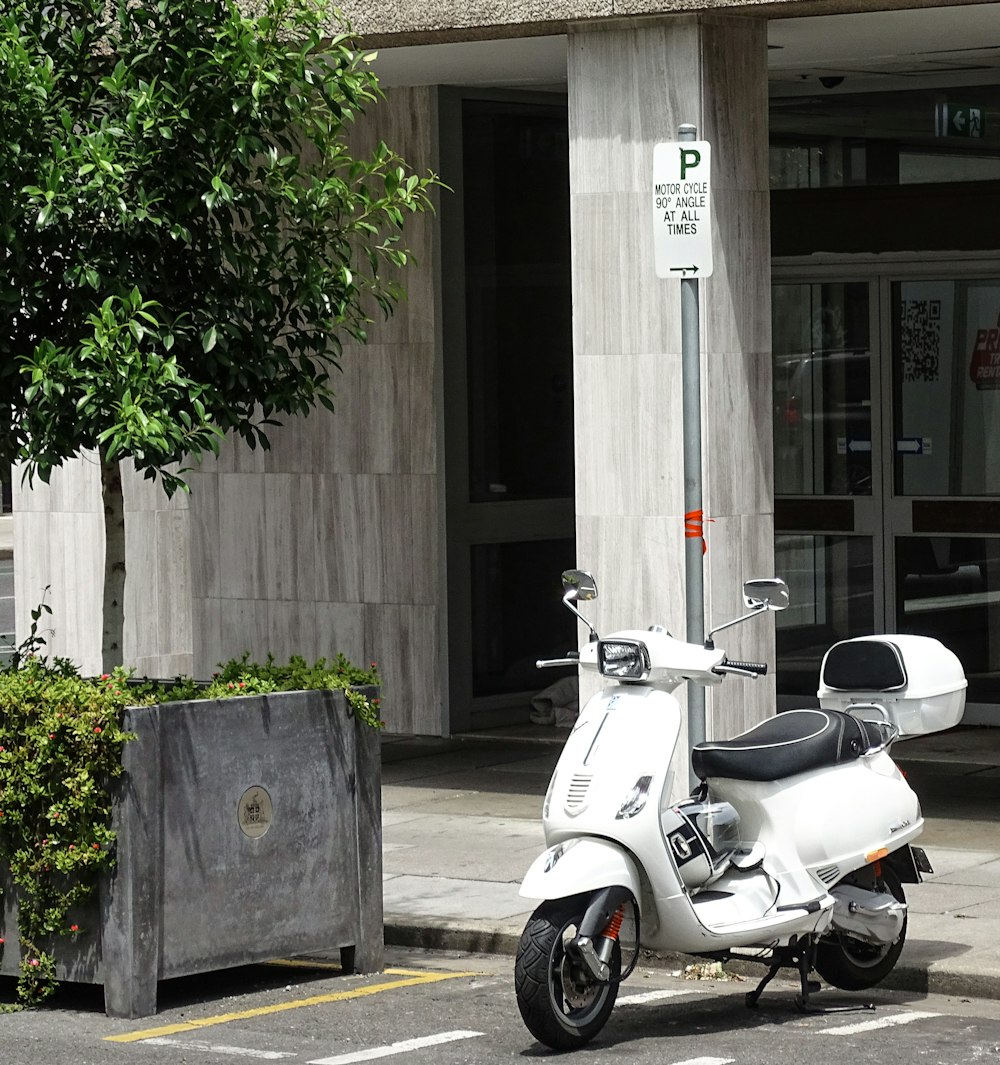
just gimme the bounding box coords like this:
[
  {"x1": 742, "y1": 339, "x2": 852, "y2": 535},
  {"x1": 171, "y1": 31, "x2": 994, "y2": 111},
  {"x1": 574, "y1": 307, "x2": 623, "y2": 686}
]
[{"x1": 598, "y1": 639, "x2": 650, "y2": 680}]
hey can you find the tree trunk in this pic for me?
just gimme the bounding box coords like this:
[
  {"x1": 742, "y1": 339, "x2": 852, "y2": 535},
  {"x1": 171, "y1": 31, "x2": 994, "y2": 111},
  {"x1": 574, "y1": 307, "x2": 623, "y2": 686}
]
[{"x1": 100, "y1": 449, "x2": 126, "y2": 672}]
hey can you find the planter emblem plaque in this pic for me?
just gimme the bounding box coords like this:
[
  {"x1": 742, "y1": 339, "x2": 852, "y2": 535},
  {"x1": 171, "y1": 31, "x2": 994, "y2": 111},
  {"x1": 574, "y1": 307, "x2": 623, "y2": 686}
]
[{"x1": 238, "y1": 786, "x2": 273, "y2": 838}]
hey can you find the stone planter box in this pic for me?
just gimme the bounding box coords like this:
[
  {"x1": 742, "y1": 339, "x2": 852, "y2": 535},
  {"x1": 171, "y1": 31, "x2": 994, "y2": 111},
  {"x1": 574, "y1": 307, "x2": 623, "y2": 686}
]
[{"x1": 0, "y1": 688, "x2": 383, "y2": 1018}]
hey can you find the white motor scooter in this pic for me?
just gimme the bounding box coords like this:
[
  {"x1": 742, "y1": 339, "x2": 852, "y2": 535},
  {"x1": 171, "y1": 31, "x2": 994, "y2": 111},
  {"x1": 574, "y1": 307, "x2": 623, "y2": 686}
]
[{"x1": 515, "y1": 570, "x2": 967, "y2": 1050}]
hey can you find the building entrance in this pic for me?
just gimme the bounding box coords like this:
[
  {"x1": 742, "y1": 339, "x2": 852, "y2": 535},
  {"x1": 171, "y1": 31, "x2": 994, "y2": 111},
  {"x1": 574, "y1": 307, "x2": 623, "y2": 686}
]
[{"x1": 773, "y1": 259, "x2": 1000, "y2": 721}]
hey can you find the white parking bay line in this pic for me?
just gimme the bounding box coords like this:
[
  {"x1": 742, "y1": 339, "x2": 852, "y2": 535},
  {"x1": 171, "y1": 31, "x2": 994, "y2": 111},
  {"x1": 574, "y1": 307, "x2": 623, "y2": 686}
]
[
  {"x1": 671, "y1": 1057, "x2": 734, "y2": 1065},
  {"x1": 820, "y1": 1011, "x2": 941, "y2": 1036},
  {"x1": 144, "y1": 1037, "x2": 294, "y2": 1059},
  {"x1": 617, "y1": 989, "x2": 704, "y2": 1006},
  {"x1": 307, "y1": 1030, "x2": 484, "y2": 1065}
]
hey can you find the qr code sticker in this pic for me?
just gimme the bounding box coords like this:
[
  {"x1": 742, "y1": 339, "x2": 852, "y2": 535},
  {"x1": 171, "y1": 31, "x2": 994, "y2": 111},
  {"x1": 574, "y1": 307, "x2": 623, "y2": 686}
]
[{"x1": 900, "y1": 299, "x2": 941, "y2": 382}]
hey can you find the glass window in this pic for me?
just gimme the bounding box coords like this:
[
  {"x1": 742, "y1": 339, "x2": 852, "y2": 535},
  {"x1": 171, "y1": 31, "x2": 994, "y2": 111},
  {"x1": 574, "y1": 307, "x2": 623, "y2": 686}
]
[
  {"x1": 775, "y1": 534, "x2": 875, "y2": 699},
  {"x1": 462, "y1": 101, "x2": 574, "y2": 504},
  {"x1": 897, "y1": 536, "x2": 1000, "y2": 703},
  {"x1": 893, "y1": 278, "x2": 1000, "y2": 496},
  {"x1": 773, "y1": 282, "x2": 872, "y2": 496}
]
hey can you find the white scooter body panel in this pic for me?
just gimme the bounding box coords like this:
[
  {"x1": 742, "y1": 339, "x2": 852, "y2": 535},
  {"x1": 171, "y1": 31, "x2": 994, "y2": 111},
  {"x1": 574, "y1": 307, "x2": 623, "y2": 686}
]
[
  {"x1": 519, "y1": 836, "x2": 643, "y2": 903},
  {"x1": 706, "y1": 751, "x2": 923, "y2": 883},
  {"x1": 541, "y1": 686, "x2": 682, "y2": 854}
]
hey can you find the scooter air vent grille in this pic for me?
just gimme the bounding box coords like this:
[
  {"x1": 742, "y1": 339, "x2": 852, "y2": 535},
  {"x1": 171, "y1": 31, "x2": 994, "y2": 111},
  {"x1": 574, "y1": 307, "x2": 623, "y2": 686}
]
[
  {"x1": 817, "y1": 864, "x2": 841, "y2": 885},
  {"x1": 566, "y1": 773, "x2": 593, "y2": 812}
]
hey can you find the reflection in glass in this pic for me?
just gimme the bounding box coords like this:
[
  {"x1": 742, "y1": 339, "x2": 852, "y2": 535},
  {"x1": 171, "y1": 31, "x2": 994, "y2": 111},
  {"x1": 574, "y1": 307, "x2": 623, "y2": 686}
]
[
  {"x1": 471, "y1": 539, "x2": 577, "y2": 698},
  {"x1": 893, "y1": 278, "x2": 1000, "y2": 497},
  {"x1": 772, "y1": 282, "x2": 872, "y2": 496},
  {"x1": 897, "y1": 536, "x2": 1000, "y2": 703},
  {"x1": 775, "y1": 534, "x2": 875, "y2": 698},
  {"x1": 770, "y1": 85, "x2": 1000, "y2": 189}
]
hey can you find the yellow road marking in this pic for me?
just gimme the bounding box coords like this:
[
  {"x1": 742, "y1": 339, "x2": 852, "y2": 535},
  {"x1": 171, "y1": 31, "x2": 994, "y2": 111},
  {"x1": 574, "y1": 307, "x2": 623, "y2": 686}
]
[
  {"x1": 262, "y1": 960, "x2": 442, "y2": 979},
  {"x1": 104, "y1": 971, "x2": 480, "y2": 1044}
]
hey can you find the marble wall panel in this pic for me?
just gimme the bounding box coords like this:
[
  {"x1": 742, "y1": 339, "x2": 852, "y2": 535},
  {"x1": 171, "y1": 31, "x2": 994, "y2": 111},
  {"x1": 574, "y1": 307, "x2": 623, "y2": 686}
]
[
  {"x1": 406, "y1": 342, "x2": 439, "y2": 476},
  {"x1": 219, "y1": 474, "x2": 268, "y2": 600},
  {"x1": 346, "y1": 86, "x2": 439, "y2": 350},
  {"x1": 359, "y1": 475, "x2": 439, "y2": 605},
  {"x1": 705, "y1": 190, "x2": 771, "y2": 356},
  {"x1": 217, "y1": 598, "x2": 271, "y2": 662},
  {"x1": 123, "y1": 510, "x2": 158, "y2": 660},
  {"x1": 701, "y1": 512, "x2": 777, "y2": 737},
  {"x1": 192, "y1": 597, "x2": 223, "y2": 677},
  {"x1": 700, "y1": 17, "x2": 769, "y2": 195},
  {"x1": 313, "y1": 602, "x2": 366, "y2": 665},
  {"x1": 312, "y1": 475, "x2": 366, "y2": 604},
  {"x1": 122, "y1": 459, "x2": 190, "y2": 513},
  {"x1": 155, "y1": 510, "x2": 195, "y2": 657},
  {"x1": 702, "y1": 348, "x2": 773, "y2": 519},
  {"x1": 317, "y1": 372, "x2": 365, "y2": 475},
  {"x1": 574, "y1": 352, "x2": 685, "y2": 518},
  {"x1": 266, "y1": 600, "x2": 320, "y2": 663},
  {"x1": 189, "y1": 472, "x2": 222, "y2": 600},
  {"x1": 568, "y1": 22, "x2": 701, "y2": 197},
  {"x1": 364, "y1": 603, "x2": 444, "y2": 735},
  {"x1": 132, "y1": 653, "x2": 194, "y2": 679},
  {"x1": 263, "y1": 474, "x2": 317, "y2": 602},
  {"x1": 14, "y1": 509, "x2": 102, "y2": 672},
  {"x1": 261, "y1": 415, "x2": 313, "y2": 477},
  {"x1": 570, "y1": 192, "x2": 680, "y2": 360}
]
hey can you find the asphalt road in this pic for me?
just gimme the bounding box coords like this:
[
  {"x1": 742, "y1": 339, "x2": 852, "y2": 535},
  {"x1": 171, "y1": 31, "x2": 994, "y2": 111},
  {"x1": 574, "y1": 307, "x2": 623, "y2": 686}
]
[{"x1": 3, "y1": 949, "x2": 1000, "y2": 1065}]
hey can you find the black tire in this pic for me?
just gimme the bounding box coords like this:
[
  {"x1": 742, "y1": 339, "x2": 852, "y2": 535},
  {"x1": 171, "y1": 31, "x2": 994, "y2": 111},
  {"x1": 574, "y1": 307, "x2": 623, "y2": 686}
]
[
  {"x1": 514, "y1": 895, "x2": 621, "y2": 1050},
  {"x1": 815, "y1": 865, "x2": 906, "y2": 991}
]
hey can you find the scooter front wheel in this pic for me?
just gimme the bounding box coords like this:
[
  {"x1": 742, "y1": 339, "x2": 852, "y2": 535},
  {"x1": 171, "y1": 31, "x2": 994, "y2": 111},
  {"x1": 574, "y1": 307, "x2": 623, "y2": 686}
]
[{"x1": 514, "y1": 895, "x2": 620, "y2": 1050}]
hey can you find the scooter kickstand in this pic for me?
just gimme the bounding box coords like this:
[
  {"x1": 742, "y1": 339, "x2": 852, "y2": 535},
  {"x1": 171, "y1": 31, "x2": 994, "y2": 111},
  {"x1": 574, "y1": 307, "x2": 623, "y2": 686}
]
[
  {"x1": 745, "y1": 964, "x2": 780, "y2": 1009},
  {"x1": 794, "y1": 949, "x2": 875, "y2": 1015}
]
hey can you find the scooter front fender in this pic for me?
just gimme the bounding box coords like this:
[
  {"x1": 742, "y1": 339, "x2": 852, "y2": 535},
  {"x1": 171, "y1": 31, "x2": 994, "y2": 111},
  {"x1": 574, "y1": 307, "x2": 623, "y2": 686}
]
[{"x1": 519, "y1": 837, "x2": 642, "y2": 907}]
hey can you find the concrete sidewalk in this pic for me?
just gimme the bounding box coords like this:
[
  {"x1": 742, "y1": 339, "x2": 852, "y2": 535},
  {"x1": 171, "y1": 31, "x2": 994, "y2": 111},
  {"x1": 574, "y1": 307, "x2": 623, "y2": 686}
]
[{"x1": 381, "y1": 724, "x2": 1000, "y2": 999}]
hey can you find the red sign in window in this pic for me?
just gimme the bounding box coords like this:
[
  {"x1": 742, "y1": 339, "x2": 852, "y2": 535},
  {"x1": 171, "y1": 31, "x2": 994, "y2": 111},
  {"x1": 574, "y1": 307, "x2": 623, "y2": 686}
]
[{"x1": 969, "y1": 315, "x2": 1000, "y2": 390}]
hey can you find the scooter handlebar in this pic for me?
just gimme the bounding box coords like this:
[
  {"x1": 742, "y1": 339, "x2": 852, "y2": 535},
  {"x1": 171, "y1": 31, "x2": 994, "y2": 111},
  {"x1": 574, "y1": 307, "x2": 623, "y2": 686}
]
[
  {"x1": 715, "y1": 659, "x2": 768, "y2": 677},
  {"x1": 536, "y1": 652, "x2": 581, "y2": 669}
]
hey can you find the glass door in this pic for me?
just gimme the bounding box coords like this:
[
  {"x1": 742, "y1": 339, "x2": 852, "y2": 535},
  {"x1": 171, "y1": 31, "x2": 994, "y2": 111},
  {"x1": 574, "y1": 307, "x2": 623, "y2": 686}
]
[
  {"x1": 441, "y1": 92, "x2": 577, "y2": 732},
  {"x1": 888, "y1": 274, "x2": 1000, "y2": 713},
  {"x1": 771, "y1": 279, "x2": 882, "y2": 700},
  {"x1": 773, "y1": 263, "x2": 1000, "y2": 720}
]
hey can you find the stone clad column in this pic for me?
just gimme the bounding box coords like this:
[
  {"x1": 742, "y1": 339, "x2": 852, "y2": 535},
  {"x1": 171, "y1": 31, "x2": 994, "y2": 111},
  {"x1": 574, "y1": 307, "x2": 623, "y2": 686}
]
[{"x1": 568, "y1": 16, "x2": 774, "y2": 759}]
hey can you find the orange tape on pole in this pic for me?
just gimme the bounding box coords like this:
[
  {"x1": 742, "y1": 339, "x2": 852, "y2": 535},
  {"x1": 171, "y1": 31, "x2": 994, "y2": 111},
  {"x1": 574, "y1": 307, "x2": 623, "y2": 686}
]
[{"x1": 684, "y1": 509, "x2": 711, "y2": 556}]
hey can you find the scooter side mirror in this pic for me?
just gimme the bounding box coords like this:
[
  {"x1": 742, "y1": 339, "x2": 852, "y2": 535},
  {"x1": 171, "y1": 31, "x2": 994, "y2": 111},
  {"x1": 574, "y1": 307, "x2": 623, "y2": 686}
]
[
  {"x1": 561, "y1": 569, "x2": 599, "y2": 642},
  {"x1": 707, "y1": 576, "x2": 791, "y2": 646},
  {"x1": 562, "y1": 569, "x2": 598, "y2": 603},
  {"x1": 742, "y1": 578, "x2": 789, "y2": 613}
]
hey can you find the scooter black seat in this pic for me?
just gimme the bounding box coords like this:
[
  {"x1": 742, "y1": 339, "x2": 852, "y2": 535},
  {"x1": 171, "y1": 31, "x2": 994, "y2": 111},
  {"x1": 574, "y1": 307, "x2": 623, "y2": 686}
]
[{"x1": 691, "y1": 709, "x2": 883, "y2": 783}]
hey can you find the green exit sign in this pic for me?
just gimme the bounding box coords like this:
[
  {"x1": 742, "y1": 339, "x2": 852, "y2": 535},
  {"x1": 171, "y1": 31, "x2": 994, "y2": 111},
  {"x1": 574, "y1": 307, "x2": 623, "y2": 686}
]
[{"x1": 936, "y1": 103, "x2": 986, "y2": 139}]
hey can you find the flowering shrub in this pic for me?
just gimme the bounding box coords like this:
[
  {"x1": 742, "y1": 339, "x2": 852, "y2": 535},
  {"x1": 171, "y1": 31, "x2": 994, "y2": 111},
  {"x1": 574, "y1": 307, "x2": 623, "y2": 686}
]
[{"x1": 0, "y1": 652, "x2": 380, "y2": 1007}]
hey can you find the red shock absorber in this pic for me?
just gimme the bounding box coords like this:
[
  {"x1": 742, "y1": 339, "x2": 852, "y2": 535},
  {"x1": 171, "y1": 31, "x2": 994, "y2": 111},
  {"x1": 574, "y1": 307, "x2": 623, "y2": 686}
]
[{"x1": 601, "y1": 905, "x2": 625, "y2": 942}]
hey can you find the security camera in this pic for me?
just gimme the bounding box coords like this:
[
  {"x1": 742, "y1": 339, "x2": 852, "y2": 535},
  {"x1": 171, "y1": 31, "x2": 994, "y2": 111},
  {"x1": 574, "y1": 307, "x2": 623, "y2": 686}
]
[{"x1": 819, "y1": 76, "x2": 845, "y2": 89}]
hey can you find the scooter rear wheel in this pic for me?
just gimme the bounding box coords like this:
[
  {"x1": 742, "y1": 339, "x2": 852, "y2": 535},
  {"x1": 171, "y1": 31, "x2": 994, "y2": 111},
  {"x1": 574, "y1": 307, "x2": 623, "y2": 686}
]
[
  {"x1": 514, "y1": 895, "x2": 620, "y2": 1050},
  {"x1": 815, "y1": 865, "x2": 906, "y2": 991}
]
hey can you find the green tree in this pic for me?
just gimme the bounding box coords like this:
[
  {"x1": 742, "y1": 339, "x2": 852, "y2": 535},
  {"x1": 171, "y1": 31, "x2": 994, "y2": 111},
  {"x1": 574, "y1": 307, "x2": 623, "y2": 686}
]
[{"x1": 0, "y1": 0, "x2": 436, "y2": 669}]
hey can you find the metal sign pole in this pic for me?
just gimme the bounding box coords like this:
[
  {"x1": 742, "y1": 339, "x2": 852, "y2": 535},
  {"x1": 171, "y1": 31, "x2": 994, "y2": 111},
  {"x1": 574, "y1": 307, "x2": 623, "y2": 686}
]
[
  {"x1": 678, "y1": 123, "x2": 706, "y2": 789},
  {"x1": 652, "y1": 123, "x2": 713, "y2": 790}
]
